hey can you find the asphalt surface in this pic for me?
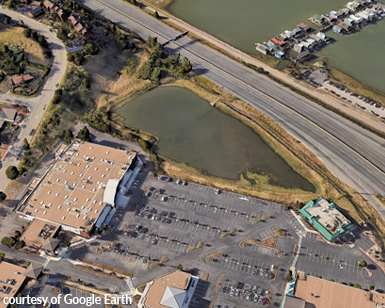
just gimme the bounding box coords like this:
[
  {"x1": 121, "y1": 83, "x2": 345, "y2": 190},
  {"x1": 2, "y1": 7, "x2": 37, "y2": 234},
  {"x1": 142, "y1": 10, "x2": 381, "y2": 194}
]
[
  {"x1": 0, "y1": 7, "x2": 67, "y2": 191},
  {"x1": 69, "y1": 164, "x2": 385, "y2": 306},
  {"x1": 77, "y1": 0, "x2": 385, "y2": 220}
]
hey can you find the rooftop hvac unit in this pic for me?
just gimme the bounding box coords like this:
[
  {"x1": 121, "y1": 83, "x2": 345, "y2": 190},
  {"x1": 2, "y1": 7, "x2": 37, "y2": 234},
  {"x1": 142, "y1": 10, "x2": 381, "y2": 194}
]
[
  {"x1": 64, "y1": 202, "x2": 71, "y2": 206},
  {"x1": 64, "y1": 185, "x2": 73, "y2": 191}
]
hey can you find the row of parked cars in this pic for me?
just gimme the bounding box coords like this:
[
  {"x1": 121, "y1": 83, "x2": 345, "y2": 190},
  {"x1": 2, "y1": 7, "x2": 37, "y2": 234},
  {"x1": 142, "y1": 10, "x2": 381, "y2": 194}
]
[
  {"x1": 223, "y1": 280, "x2": 270, "y2": 305},
  {"x1": 327, "y1": 81, "x2": 385, "y2": 119}
]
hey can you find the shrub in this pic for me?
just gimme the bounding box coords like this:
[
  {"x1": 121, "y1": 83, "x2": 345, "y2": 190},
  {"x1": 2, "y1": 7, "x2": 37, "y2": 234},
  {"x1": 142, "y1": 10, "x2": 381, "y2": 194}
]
[
  {"x1": 0, "y1": 253, "x2": 5, "y2": 263},
  {"x1": 358, "y1": 261, "x2": 367, "y2": 268},
  {"x1": 177, "y1": 264, "x2": 183, "y2": 271},
  {"x1": 0, "y1": 192, "x2": 6, "y2": 203}
]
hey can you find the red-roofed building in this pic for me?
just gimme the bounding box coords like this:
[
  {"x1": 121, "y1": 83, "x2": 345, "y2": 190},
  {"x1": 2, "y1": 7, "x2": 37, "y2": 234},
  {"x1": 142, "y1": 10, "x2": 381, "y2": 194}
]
[
  {"x1": 271, "y1": 38, "x2": 287, "y2": 49},
  {"x1": 11, "y1": 74, "x2": 34, "y2": 86}
]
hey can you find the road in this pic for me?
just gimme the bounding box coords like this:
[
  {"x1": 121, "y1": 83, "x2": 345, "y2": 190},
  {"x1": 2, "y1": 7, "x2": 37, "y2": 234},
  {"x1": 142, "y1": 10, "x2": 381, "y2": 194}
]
[
  {"x1": 77, "y1": 0, "x2": 385, "y2": 220},
  {"x1": 0, "y1": 8, "x2": 67, "y2": 191}
]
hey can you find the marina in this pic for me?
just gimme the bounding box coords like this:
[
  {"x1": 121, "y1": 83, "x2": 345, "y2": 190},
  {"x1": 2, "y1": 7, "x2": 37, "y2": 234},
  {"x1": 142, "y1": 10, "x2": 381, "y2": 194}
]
[{"x1": 255, "y1": 0, "x2": 385, "y2": 62}]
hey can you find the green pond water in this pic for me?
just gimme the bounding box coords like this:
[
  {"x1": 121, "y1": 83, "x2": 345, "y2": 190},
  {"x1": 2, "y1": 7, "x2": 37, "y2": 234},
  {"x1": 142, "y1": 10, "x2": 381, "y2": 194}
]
[
  {"x1": 117, "y1": 86, "x2": 315, "y2": 191},
  {"x1": 168, "y1": 0, "x2": 385, "y2": 93}
]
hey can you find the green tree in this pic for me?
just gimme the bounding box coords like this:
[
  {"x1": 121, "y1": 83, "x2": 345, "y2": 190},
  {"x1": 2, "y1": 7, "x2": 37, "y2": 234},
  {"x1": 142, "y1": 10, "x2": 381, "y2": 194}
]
[
  {"x1": 57, "y1": 22, "x2": 69, "y2": 41},
  {"x1": 3, "y1": 16, "x2": 10, "y2": 25},
  {"x1": 6, "y1": 0, "x2": 14, "y2": 9},
  {"x1": 23, "y1": 28, "x2": 32, "y2": 38},
  {"x1": 179, "y1": 57, "x2": 192, "y2": 75},
  {"x1": 6, "y1": 166, "x2": 19, "y2": 180},
  {"x1": 139, "y1": 139, "x2": 151, "y2": 152},
  {"x1": 64, "y1": 129, "x2": 74, "y2": 144},
  {"x1": 353, "y1": 284, "x2": 362, "y2": 289},
  {"x1": 14, "y1": 241, "x2": 25, "y2": 250},
  {"x1": 0, "y1": 192, "x2": 6, "y2": 203},
  {"x1": 369, "y1": 285, "x2": 375, "y2": 291},
  {"x1": 177, "y1": 264, "x2": 183, "y2": 271},
  {"x1": 23, "y1": 138, "x2": 30, "y2": 150},
  {"x1": 286, "y1": 270, "x2": 293, "y2": 282},
  {"x1": 154, "y1": 11, "x2": 160, "y2": 19},
  {"x1": 0, "y1": 253, "x2": 5, "y2": 263},
  {"x1": 77, "y1": 127, "x2": 91, "y2": 142},
  {"x1": 1, "y1": 237, "x2": 16, "y2": 247},
  {"x1": 147, "y1": 36, "x2": 158, "y2": 48}
]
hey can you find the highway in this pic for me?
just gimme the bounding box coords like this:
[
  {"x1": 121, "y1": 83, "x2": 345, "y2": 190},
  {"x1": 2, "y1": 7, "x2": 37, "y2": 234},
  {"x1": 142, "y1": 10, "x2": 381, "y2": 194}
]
[
  {"x1": 78, "y1": 0, "x2": 385, "y2": 218},
  {"x1": 0, "y1": 8, "x2": 67, "y2": 191}
]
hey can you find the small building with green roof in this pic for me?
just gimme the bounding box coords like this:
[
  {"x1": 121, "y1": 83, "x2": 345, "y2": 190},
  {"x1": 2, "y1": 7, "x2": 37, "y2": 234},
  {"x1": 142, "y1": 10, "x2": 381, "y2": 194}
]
[{"x1": 299, "y1": 197, "x2": 353, "y2": 242}]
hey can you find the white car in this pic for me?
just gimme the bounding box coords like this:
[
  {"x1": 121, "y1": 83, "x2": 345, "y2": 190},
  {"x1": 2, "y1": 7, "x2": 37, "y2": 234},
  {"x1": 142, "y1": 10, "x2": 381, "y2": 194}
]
[{"x1": 239, "y1": 197, "x2": 249, "y2": 201}]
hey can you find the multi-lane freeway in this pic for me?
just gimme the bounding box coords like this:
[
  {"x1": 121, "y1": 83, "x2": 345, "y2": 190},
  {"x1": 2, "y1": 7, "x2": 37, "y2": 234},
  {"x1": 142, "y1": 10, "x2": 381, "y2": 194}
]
[
  {"x1": 78, "y1": 0, "x2": 385, "y2": 218},
  {"x1": 0, "y1": 8, "x2": 67, "y2": 191}
]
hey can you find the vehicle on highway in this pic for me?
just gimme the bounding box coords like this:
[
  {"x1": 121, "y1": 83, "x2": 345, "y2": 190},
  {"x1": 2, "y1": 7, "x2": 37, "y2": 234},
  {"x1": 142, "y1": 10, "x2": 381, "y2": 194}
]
[{"x1": 29, "y1": 129, "x2": 36, "y2": 136}]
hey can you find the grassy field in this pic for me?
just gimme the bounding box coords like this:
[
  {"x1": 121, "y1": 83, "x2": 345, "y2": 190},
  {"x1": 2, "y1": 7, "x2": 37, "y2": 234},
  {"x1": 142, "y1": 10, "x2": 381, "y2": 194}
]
[{"x1": 0, "y1": 25, "x2": 47, "y2": 64}]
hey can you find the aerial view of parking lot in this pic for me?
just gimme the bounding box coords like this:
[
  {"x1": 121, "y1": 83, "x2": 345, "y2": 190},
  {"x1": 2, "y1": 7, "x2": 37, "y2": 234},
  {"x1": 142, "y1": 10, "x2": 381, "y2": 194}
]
[{"x1": 66, "y1": 153, "x2": 385, "y2": 308}]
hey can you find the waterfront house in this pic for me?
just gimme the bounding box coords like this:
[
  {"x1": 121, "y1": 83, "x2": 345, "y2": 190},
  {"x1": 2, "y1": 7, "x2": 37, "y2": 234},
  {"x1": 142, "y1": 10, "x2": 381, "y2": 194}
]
[
  {"x1": 265, "y1": 40, "x2": 277, "y2": 52},
  {"x1": 309, "y1": 14, "x2": 330, "y2": 27},
  {"x1": 297, "y1": 50, "x2": 311, "y2": 61},
  {"x1": 281, "y1": 30, "x2": 293, "y2": 40},
  {"x1": 329, "y1": 10, "x2": 339, "y2": 21},
  {"x1": 349, "y1": 14, "x2": 362, "y2": 24},
  {"x1": 297, "y1": 22, "x2": 311, "y2": 32},
  {"x1": 274, "y1": 50, "x2": 285, "y2": 59},
  {"x1": 291, "y1": 27, "x2": 303, "y2": 38},
  {"x1": 271, "y1": 38, "x2": 287, "y2": 49},
  {"x1": 338, "y1": 20, "x2": 353, "y2": 32},
  {"x1": 346, "y1": 1, "x2": 360, "y2": 12},
  {"x1": 309, "y1": 32, "x2": 329, "y2": 45},
  {"x1": 293, "y1": 43, "x2": 304, "y2": 53},
  {"x1": 332, "y1": 25, "x2": 344, "y2": 34},
  {"x1": 255, "y1": 43, "x2": 269, "y2": 55},
  {"x1": 343, "y1": 17, "x2": 355, "y2": 26}
]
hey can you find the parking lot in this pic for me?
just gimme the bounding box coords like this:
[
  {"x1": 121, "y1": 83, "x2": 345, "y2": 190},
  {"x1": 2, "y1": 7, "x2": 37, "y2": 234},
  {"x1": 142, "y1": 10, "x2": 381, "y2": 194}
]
[
  {"x1": 209, "y1": 252, "x2": 277, "y2": 278},
  {"x1": 70, "y1": 167, "x2": 385, "y2": 308},
  {"x1": 219, "y1": 277, "x2": 271, "y2": 305}
]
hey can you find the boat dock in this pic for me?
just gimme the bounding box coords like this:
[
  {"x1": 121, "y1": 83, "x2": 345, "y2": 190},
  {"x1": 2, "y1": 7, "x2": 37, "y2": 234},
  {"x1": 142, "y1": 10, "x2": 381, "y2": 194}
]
[{"x1": 255, "y1": 0, "x2": 385, "y2": 63}]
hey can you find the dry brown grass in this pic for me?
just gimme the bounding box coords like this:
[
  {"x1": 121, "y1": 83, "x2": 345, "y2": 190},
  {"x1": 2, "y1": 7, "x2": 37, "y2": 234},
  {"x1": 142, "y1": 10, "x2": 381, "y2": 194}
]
[
  {"x1": 85, "y1": 34, "x2": 149, "y2": 108},
  {"x1": 205, "y1": 251, "x2": 222, "y2": 263},
  {"x1": 3, "y1": 181, "x2": 23, "y2": 206},
  {"x1": 0, "y1": 25, "x2": 46, "y2": 63}
]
